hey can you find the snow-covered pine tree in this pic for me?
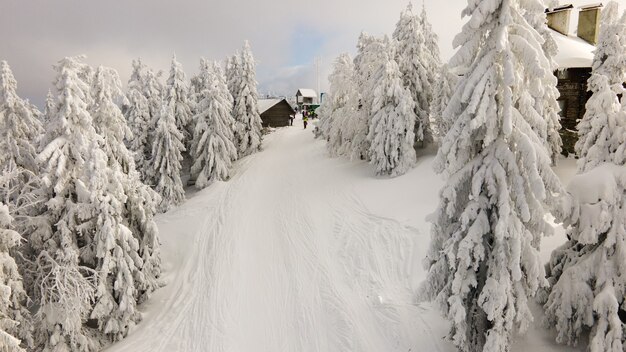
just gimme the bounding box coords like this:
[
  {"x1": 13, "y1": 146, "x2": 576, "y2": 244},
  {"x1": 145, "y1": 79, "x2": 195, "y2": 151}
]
[
  {"x1": 143, "y1": 67, "x2": 164, "y2": 142},
  {"x1": 151, "y1": 104, "x2": 186, "y2": 212},
  {"x1": 324, "y1": 53, "x2": 357, "y2": 157},
  {"x1": 35, "y1": 56, "x2": 98, "y2": 352},
  {"x1": 524, "y1": 1, "x2": 563, "y2": 165},
  {"x1": 42, "y1": 89, "x2": 56, "y2": 126},
  {"x1": 0, "y1": 202, "x2": 28, "y2": 352},
  {"x1": 164, "y1": 55, "x2": 193, "y2": 145},
  {"x1": 420, "y1": 1, "x2": 564, "y2": 351},
  {"x1": 346, "y1": 33, "x2": 388, "y2": 160},
  {"x1": 125, "y1": 59, "x2": 153, "y2": 184},
  {"x1": 420, "y1": 4, "x2": 443, "y2": 142},
  {"x1": 80, "y1": 141, "x2": 142, "y2": 343},
  {"x1": 542, "y1": 164, "x2": 626, "y2": 351},
  {"x1": 90, "y1": 64, "x2": 162, "y2": 303},
  {"x1": 0, "y1": 60, "x2": 43, "y2": 174},
  {"x1": 190, "y1": 62, "x2": 238, "y2": 188},
  {"x1": 189, "y1": 58, "x2": 211, "y2": 115},
  {"x1": 225, "y1": 52, "x2": 241, "y2": 102},
  {"x1": 575, "y1": 3, "x2": 626, "y2": 172},
  {"x1": 431, "y1": 64, "x2": 458, "y2": 140},
  {"x1": 367, "y1": 40, "x2": 416, "y2": 176},
  {"x1": 393, "y1": 4, "x2": 436, "y2": 147},
  {"x1": 232, "y1": 41, "x2": 263, "y2": 157}
]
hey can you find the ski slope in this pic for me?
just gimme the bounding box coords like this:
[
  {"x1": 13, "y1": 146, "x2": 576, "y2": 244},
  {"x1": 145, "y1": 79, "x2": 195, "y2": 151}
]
[{"x1": 107, "y1": 119, "x2": 580, "y2": 352}]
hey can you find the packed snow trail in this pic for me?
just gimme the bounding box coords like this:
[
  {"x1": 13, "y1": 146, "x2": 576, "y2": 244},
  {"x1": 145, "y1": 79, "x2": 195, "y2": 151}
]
[{"x1": 106, "y1": 119, "x2": 449, "y2": 352}]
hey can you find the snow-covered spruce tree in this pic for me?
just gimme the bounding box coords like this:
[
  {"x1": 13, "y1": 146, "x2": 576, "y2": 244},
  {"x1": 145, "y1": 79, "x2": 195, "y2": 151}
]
[
  {"x1": 393, "y1": 4, "x2": 437, "y2": 147},
  {"x1": 90, "y1": 65, "x2": 162, "y2": 303},
  {"x1": 367, "y1": 41, "x2": 416, "y2": 176},
  {"x1": 164, "y1": 55, "x2": 193, "y2": 144},
  {"x1": 575, "y1": 3, "x2": 626, "y2": 172},
  {"x1": 190, "y1": 62, "x2": 238, "y2": 188},
  {"x1": 143, "y1": 67, "x2": 164, "y2": 141},
  {"x1": 431, "y1": 64, "x2": 458, "y2": 140},
  {"x1": 125, "y1": 59, "x2": 153, "y2": 184},
  {"x1": 225, "y1": 52, "x2": 241, "y2": 102},
  {"x1": 542, "y1": 164, "x2": 626, "y2": 351},
  {"x1": 345, "y1": 33, "x2": 388, "y2": 160},
  {"x1": 80, "y1": 141, "x2": 142, "y2": 343},
  {"x1": 189, "y1": 58, "x2": 211, "y2": 115},
  {"x1": 524, "y1": 1, "x2": 563, "y2": 165},
  {"x1": 0, "y1": 202, "x2": 33, "y2": 352},
  {"x1": 314, "y1": 97, "x2": 331, "y2": 139},
  {"x1": 151, "y1": 104, "x2": 185, "y2": 212},
  {"x1": 35, "y1": 56, "x2": 98, "y2": 352},
  {"x1": 420, "y1": 1, "x2": 564, "y2": 351},
  {"x1": 42, "y1": 89, "x2": 56, "y2": 126},
  {"x1": 0, "y1": 202, "x2": 29, "y2": 352},
  {"x1": 324, "y1": 53, "x2": 357, "y2": 157},
  {"x1": 0, "y1": 60, "x2": 43, "y2": 174},
  {"x1": 420, "y1": 4, "x2": 443, "y2": 141},
  {"x1": 232, "y1": 41, "x2": 263, "y2": 157}
]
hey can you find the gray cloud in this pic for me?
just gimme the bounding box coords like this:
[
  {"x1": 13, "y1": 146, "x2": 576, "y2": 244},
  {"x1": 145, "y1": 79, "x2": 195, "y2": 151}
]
[{"x1": 2, "y1": 0, "x2": 624, "y2": 107}]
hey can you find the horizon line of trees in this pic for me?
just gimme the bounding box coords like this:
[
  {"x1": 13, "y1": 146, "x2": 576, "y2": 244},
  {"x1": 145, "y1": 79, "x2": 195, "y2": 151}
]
[{"x1": 0, "y1": 40, "x2": 263, "y2": 351}]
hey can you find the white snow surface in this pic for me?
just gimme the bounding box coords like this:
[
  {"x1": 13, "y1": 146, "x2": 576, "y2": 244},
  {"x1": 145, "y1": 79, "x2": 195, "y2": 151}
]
[
  {"x1": 552, "y1": 31, "x2": 594, "y2": 68},
  {"x1": 106, "y1": 120, "x2": 581, "y2": 352},
  {"x1": 257, "y1": 98, "x2": 283, "y2": 114}
]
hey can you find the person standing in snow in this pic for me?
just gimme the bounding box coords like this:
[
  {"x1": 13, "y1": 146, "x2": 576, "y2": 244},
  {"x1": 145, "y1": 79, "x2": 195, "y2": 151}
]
[
  {"x1": 289, "y1": 114, "x2": 294, "y2": 126},
  {"x1": 303, "y1": 115, "x2": 309, "y2": 129}
]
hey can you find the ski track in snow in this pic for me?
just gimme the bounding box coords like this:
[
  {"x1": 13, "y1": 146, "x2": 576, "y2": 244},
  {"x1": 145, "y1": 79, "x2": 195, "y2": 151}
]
[{"x1": 107, "y1": 122, "x2": 450, "y2": 352}]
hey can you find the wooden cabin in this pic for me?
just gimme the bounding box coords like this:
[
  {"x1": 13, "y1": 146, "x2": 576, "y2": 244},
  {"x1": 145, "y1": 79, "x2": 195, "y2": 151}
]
[
  {"x1": 546, "y1": 3, "x2": 601, "y2": 155},
  {"x1": 295, "y1": 89, "x2": 317, "y2": 110},
  {"x1": 258, "y1": 98, "x2": 295, "y2": 128}
]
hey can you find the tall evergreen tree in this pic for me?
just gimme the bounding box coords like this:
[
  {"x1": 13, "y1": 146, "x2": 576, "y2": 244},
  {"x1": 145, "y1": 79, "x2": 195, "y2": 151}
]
[
  {"x1": 164, "y1": 55, "x2": 193, "y2": 145},
  {"x1": 125, "y1": 59, "x2": 153, "y2": 184},
  {"x1": 421, "y1": 1, "x2": 563, "y2": 351},
  {"x1": 0, "y1": 60, "x2": 43, "y2": 174},
  {"x1": 524, "y1": 1, "x2": 563, "y2": 165},
  {"x1": 348, "y1": 33, "x2": 387, "y2": 160},
  {"x1": 190, "y1": 62, "x2": 238, "y2": 188},
  {"x1": 323, "y1": 53, "x2": 357, "y2": 158},
  {"x1": 393, "y1": 4, "x2": 436, "y2": 147},
  {"x1": 151, "y1": 104, "x2": 185, "y2": 212},
  {"x1": 42, "y1": 89, "x2": 56, "y2": 126},
  {"x1": 225, "y1": 52, "x2": 241, "y2": 102},
  {"x1": 143, "y1": 67, "x2": 164, "y2": 145},
  {"x1": 431, "y1": 64, "x2": 458, "y2": 140},
  {"x1": 367, "y1": 41, "x2": 416, "y2": 176},
  {"x1": 89, "y1": 65, "x2": 163, "y2": 334},
  {"x1": 0, "y1": 202, "x2": 29, "y2": 352},
  {"x1": 35, "y1": 56, "x2": 98, "y2": 352},
  {"x1": 232, "y1": 41, "x2": 263, "y2": 157},
  {"x1": 575, "y1": 4, "x2": 626, "y2": 172}
]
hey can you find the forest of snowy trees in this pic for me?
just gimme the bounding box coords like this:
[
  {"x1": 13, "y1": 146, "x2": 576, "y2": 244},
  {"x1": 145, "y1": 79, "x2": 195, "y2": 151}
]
[
  {"x1": 0, "y1": 41, "x2": 262, "y2": 351},
  {"x1": 316, "y1": 3, "x2": 448, "y2": 176},
  {"x1": 317, "y1": 1, "x2": 626, "y2": 352}
]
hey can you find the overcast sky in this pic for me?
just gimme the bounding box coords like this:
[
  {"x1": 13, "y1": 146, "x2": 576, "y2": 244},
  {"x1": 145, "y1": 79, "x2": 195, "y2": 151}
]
[{"x1": 2, "y1": 0, "x2": 625, "y2": 107}]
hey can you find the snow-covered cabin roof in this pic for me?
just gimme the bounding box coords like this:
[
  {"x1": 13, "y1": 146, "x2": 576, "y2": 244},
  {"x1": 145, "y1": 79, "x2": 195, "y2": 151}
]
[
  {"x1": 296, "y1": 89, "x2": 317, "y2": 98},
  {"x1": 552, "y1": 31, "x2": 595, "y2": 68},
  {"x1": 546, "y1": 2, "x2": 597, "y2": 68},
  {"x1": 258, "y1": 98, "x2": 287, "y2": 114}
]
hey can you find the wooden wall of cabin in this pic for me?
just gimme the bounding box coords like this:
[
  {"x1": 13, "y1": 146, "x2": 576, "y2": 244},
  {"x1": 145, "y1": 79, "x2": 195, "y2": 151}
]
[
  {"x1": 260, "y1": 102, "x2": 293, "y2": 128},
  {"x1": 555, "y1": 67, "x2": 592, "y2": 156}
]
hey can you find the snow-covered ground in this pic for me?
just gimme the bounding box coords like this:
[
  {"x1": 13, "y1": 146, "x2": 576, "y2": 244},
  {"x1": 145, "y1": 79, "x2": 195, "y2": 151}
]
[{"x1": 107, "y1": 119, "x2": 582, "y2": 352}]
